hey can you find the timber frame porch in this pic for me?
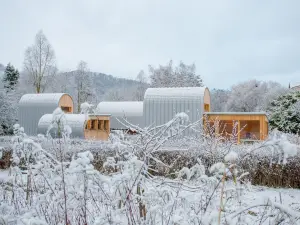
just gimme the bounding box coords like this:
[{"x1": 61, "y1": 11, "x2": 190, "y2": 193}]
[{"x1": 203, "y1": 112, "x2": 268, "y2": 144}]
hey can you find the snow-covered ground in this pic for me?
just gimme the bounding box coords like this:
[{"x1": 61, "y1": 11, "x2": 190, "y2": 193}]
[
  {"x1": 1, "y1": 121, "x2": 300, "y2": 224},
  {"x1": 0, "y1": 170, "x2": 8, "y2": 183}
]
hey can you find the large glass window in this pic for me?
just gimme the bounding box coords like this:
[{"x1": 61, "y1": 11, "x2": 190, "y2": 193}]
[{"x1": 240, "y1": 120, "x2": 260, "y2": 140}]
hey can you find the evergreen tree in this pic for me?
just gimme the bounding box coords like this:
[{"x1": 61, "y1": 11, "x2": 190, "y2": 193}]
[
  {"x1": 268, "y1": 91, "x2": 300, "y2": 134},
  {"x1": 2, "y1": 63, "x2": 19, "y2": 92}
]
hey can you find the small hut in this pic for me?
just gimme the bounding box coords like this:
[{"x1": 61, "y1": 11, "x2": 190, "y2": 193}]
[
  {"x1": 18, "y1": 93, "x2": 74, "y2": 135},
  {"x1": 143, "y1": 87, "x2": 211, "y2": 128},
  {"x1": 96, "y1": 101, "x2": 143, "y2": 132},
  {"x1": 203, "y1": 112, "x2": 269, "y2": 144},
  {"x1": 37, "y1": 114, "x2": 110, "y2": 140}
]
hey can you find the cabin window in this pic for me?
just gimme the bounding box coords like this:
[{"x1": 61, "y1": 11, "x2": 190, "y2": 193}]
[
  {"x1": 61, "y1": 106, "x2": 72, "y2": 113},
  {"x1": 104, "y1": 120, "x2": 108, "y2": 130},
  {"x1": 204, "y1": 104, "x2": 210, "y2": 112},
  {"x1": 240, "y1": 120, "x2": 260, "y2": 140},
  {"x1": 98, "y1": 120, "x2": 102, "y2": 130},
  {"x1": 91, "y1": 120, "x2": 97, "y2": 130}
]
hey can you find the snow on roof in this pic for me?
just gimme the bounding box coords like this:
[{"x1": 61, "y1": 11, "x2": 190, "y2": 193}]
[
  {"x1": 144, "y1": 87, "x2": 208, "y2": 99},
  {"x1": 38, "y1": 114, "x2": 87, "y2": 128},
  {"x1": 96, "y1": 101, "x2": 143, "y2": 117},
  {"x1": 290, "y1": 82, "x2": 300, "y2": 88},
  {"x1": 291, "y1": 83, "x2": 300, "y2": 90},
  {"x1": 19, "y1": 93, "x2": 68, "y2": 105},
  {"x1": 204, "y1": 112, "x2": 267, "y2": 115}
]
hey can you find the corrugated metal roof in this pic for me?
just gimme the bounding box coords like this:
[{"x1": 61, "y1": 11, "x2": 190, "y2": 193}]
[
  {"x1": 144, "y1": 87, "x2": 209, "y2": 132},
  {"x1": 19, "y1": 93, "x2": 67, "y2": 105},
  {"x1": 96, "y1": 101, "x2": 143, "y2": 117},
  {"x1": 96, "y1": 102, "x2": 143, "y2": 129},
  {"x1": 144, "y1": 87, "x2": 207, "y2": 99}
]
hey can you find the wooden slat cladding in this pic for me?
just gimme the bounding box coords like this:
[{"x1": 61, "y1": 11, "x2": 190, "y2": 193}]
[{"x1": 84, "y1": 116, "x2": 110, "y2": 141}]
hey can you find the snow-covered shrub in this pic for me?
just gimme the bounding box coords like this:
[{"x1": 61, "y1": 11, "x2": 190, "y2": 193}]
[
  {"x1": 268, "y1": 91, "x2": 300, "y2": 134},
  {"x1": 1, "y1": 114, "x2": 300, "y2": 224},
  {"x1": 47, "y1": 107, "x2": 72, "y2": 138},
  {"x1": 80, "y1": 102, "x2": 94, "y2": 114}
]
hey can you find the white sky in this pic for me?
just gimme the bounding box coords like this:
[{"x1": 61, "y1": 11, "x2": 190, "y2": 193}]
[{"x1": 0, "y1": 0, "x2": 300, "y2": 89}]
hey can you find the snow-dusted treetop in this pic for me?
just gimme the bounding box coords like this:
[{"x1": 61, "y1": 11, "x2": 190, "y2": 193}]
[
  {"x1": 19, "y1": 93, "x2": 71, "y2": 105},
  {"x1": 144, "y1": 86, "x2": 209, "y2": 99},
  {"x1": 96, "y1": 101, "x2": 143, "y2": 117}
]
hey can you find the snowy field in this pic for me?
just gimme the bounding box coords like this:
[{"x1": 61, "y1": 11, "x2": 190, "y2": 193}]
[{"x1": 1, "y1": 166, "x2": 300, "y2": 225}]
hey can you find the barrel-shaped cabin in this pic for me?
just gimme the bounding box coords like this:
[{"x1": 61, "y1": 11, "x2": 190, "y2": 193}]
[
  {"x1": 96, "y1": 101, "x2": 143, "y2": 132},
  {"x1": 18, "y1": 93, "x2": 74, "y2": 135},
  {"x1": 37, "y1": 114, "x2": 110, "y2": 140},
  {"x1": 143, "y1": 87, "x2": 211, "y2": 128},
  {"x1": 203, "y1": 112, "x2": 268, "y2": 144}
]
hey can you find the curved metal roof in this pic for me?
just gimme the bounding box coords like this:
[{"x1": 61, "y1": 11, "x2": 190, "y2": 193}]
[
  {"x1": 37, "y1": 114, "x2": 87, "y2": 138},
  {"x1": 96, "y1": 101, "x2": 143, "y2": 117},
  {"x1": 19, "y1": 93, "x2": 69, "y2": 105},
  {"x1": 144, "y1": 87, "x2": 208, "y2": 99}
]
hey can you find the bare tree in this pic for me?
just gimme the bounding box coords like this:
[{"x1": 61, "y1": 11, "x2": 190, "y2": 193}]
[
  {"x1": 23, "y1": 30, "x2": 57, "y2": 93},
  {"x1": 225, "y1": 80, "x2": 288, "y2": 112},
  {"x1": 134, "y1": 70, "x2": 148, "y2": 101},
  {"x1": 149, "y1": 60, "x2": 203, "y2": 88},
  {"x1": 75, "y1": 61, "x2": 94, "y2": 112}
]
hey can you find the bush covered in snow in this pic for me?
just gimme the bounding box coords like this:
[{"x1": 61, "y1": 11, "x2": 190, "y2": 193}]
[
  {"x1": 1, "y1": 112, "x2": 300, "y2": 224},
  {"x1": 268, "y1": 91, "x2": 300, "y2": 134}
]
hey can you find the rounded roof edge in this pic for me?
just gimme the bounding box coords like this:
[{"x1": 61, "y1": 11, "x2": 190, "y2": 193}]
[
  {"x1": 38, "y1": 114, "x2": 87, "y2": 127},
  {"x1": 96, "y1": 101, "x2": 143, "y2": 117},
  {"x1": 19, "y1": 93, "x2": 71, "y2": 105},
  {"x1": 144, "y1": 86, "x2": 209, "y2": 99}
]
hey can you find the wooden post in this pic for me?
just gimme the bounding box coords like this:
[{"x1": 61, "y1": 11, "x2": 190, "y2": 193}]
[
  {"x1": 95, "y1": 120, "x2": 98, "y2": 130},
  {"x1": 260, "y1": 117, "x2": 264, "y2": 140},
  {"x1": 215, "y1": 120, "x2": 220, "y2": 137},
  {"x1": 237, "y1": 120, "x2": 241, "y2": 144},
  {"x1": 203, "y1": 115, "x2": 207, "y2": 135}
]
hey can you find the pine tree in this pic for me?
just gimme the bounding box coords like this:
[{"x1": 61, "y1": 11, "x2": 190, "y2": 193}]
[
  {"x1": 2, "y1": 63, "x2": 19, "y2": 92},
  {"x1": 268, "y1": 91, "x2": 300, "y2": 134}
]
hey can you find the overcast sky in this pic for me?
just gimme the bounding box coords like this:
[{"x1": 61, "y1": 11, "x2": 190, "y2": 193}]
[{"x1": 0, "y1": 0, "x2": 299, "y2": 89}]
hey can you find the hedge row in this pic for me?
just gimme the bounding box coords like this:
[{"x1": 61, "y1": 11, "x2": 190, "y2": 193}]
[{"x1": 2, "y1": 144, "x2": 300, "y2": 188}]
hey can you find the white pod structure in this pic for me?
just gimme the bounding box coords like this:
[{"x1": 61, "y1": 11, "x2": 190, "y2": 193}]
[
  {"x1": 18, "y1": 93, "x2": 74, "y2": 135},
  {"x1": 37, "y1": 114, "x2": 111, "y2": 140},
  {"x1": 96, "y1": 101, "x2": 143, "y2": 131},
  {"x1": 143, "y1": 87, "x2": 211, "y2": 128}
]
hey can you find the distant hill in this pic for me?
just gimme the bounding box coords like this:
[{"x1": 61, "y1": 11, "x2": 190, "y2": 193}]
[
  {"x1": 60, "y1": 70, "x2": 140, "y2": 97},
  {"x1": 0, "y1": 63, "x2": 4, "y2": 71},
  {"x1": 49, "y1": 70, "x2": 145, "y2": 110},
  {"x1": 0, "y1": 63, "x2": 4, "y2": 78}
]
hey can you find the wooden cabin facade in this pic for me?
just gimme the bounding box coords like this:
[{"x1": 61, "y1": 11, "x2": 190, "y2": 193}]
[
  {"x1": 85, "y1": 115, "x2": 110, "y2": 140},
  {"x1": 203, "y1": 112, "x2": 268, "y2": 144}
]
